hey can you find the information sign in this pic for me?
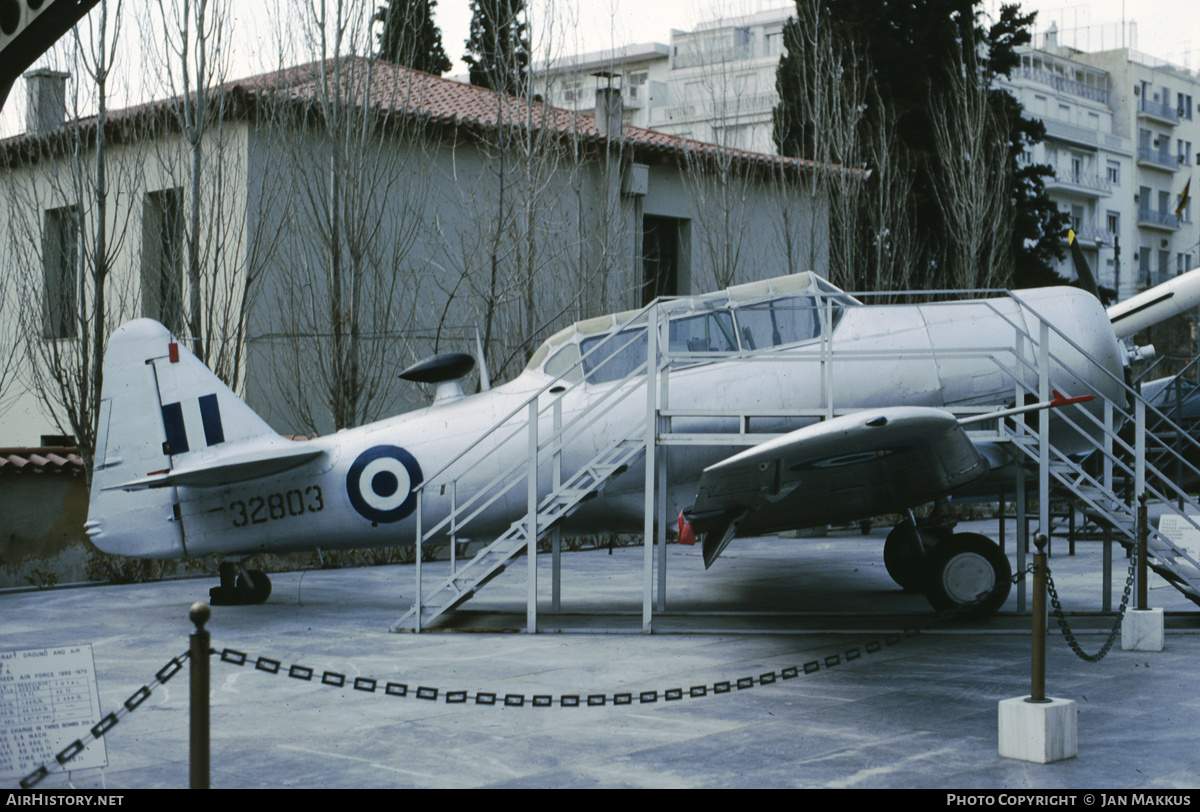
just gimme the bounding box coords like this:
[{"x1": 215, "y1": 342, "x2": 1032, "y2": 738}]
[
  {"x1": 1157, "y1": 514, "x2": 1200, "y2": 569},
  {"x1": 0, "y1": 644, "x2": 108, "y2": 780}
]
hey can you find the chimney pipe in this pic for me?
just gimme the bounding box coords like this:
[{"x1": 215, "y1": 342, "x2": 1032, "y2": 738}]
[
  {"x1": 24, "y1": 69, "x2": 70, "y2": 135},
  {"x1": 595, "y1": 87, "x2": 624, "y2": 140}
]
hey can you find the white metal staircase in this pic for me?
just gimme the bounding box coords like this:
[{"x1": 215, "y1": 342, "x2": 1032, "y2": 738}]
[
  {"x1": 991, "y1": 309, "x2": 1200, "y2": 607},
  {"x1": 391, "y1": 303, "x2": 663, "y2": 633},
  {"x1": 391, "y1": 434, "x2": 646, "y2": 631}
]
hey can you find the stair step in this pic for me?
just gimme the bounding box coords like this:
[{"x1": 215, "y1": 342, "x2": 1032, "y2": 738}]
[{"x1": 391, "y1": 439, "x2": 648, "y2": 631}]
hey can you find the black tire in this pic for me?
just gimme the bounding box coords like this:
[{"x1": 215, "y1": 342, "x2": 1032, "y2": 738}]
[
  {"x1": 924, "y1": 532, "x2": 1011, "y2": 619},
  {"x1": 211, "y1": 568, "x2": 272, "y2": 605},
  {"x1": 884, "y1": 524, "x2": 927, "y2": 591},
  {"x1": 237, "y1": 569, "x2": 272, "y2": 604}
]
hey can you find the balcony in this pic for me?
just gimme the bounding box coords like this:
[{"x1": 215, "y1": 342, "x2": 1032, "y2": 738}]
[
  {"x1": 649, "y1": 92, "x2": 778, "y2": 127},
  {"x1": 1137, "y1": 207, "x2": 1181, "y2": 230},
  {"x1": 1139, "y1": 98, "x2": 1180, "y2": 125},
  {"x1": 1067, "y1": 226, "x2": 1114, "y2": 245},
  {"x1": 1047, "y1": 171, "x2": 1112, "y2": 198},
  {"x1": 1020, "y1": 66, "x2": 1109, "y2": 105},
  {"x1": 1138, "y1": 148, "x2": 1180, "y2": 172}
]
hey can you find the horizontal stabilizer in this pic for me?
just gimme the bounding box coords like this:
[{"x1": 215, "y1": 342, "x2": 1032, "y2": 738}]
[{"x1": 108, "y1": 441, "x2": 323, "y2": 490}]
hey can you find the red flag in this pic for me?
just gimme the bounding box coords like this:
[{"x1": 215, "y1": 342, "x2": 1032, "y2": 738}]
[{"x1": 1176, "y1": 178, "x2": 1191, "y2": 219}]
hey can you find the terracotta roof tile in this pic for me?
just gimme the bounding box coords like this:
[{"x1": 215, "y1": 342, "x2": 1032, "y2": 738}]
[
  {"x1": 5, "y1": 57, "x2": 831, "y2": 175},
  {"x1": 229, "y1": 58, "x2": 825, "y2": 172},
  {"x1": 0, "y1": 447, "x2": 85, "y2": 477}
]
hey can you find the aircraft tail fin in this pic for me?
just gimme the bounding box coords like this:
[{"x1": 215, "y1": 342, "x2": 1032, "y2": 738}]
[{"x1": 87, "y1": 319, "x2": 284, "y2": 557}]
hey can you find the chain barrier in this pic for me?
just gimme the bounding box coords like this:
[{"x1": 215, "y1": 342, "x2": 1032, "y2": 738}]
[
  {"x1": 1045, "y1": 541, "x2": 1138, "y2": 663},
  {"x1": 11, "y1": 516, "x2": 1155, "y2": 786},
  {"x1": 18, "y1": 629, "x2": 919, "y2": 787},
  {"x1": 211, "y1": 630, "x2": 921, "y2": 708},
  {"x1": 16, "y1": 538, "x2": 1147, "y2": 790},
  {"x1": 19, "y1": 649, "x2": 193, "y2": 789}
]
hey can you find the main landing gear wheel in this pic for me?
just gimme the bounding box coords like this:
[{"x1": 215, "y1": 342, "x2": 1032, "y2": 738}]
[
  {"x1": 924, "y1": 533, "x2": 1011, "y2": 619},
  {"x1": 210, "y1": 562, "x2": 272, "y2": 606},
  {"x1": 884, "y1": 524, "x2": 946, "y2": 592}
]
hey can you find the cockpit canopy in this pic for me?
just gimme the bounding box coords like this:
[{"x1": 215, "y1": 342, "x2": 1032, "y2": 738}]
[{"x1": 525, "y1": 272, "x2": 857, "y2": 385}]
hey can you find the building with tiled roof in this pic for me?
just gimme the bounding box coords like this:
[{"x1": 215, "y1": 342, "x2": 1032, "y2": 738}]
[
  {"x1": 0, "y1": 447, "x2": 85, "y2": 477},
  {"x1": 0, "y1": 446, "x2": 89, "y2": 589},
  {"x1": 1, "y1": 56, "x2": 831, "y2": 443}
]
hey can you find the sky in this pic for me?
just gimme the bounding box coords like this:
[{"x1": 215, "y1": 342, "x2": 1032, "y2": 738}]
[{"x1": 2, "y1": 0, "x2": 1199, "y2": 137}]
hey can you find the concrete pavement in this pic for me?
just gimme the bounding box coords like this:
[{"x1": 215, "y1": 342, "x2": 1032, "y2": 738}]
[{"x1": 3, "y1": 520, "x2": 1199, "y2": 789}]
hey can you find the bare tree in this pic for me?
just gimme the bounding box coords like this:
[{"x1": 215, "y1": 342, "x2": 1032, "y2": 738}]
[
  {"x1": 926, "y1": 42, "x2": 1014, "y2": 291},
  {"x1": 258, "y1": 0, "x2": 432, "y2": 434},
  {"x1": 0, "y1": 257, "x2": 24, "y2": 422},
  {"x1": 138, "y1": 0, "x2": 289, "y2": 393},
  {"x1": 772, "y1": 0, "x2": 919, "y2": 296},
  {"x1": 430, "y1": 4, "x2": 596, "y2": 383},
  {"x1": 2, "y1": 0, "x2": 141, "y2": 473}
]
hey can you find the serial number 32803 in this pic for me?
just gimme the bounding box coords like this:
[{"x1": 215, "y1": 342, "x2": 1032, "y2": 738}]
[{"x1": 229, "y1": 485, "x2": 325, "y2": 528}]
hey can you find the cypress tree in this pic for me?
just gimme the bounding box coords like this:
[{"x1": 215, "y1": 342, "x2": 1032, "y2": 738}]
[
  {"x1": 463, "y1": 0, "x2": 529, "y2": 95},
  {"x1": 774, "y1": 0, "x2": 1067, "y2": 290},
  {"x1": 374, "y1": 0, "x2": 452, "y2": 76}
]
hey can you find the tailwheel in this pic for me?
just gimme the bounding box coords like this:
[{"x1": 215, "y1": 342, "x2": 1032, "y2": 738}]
[
  {"x1": 210, "y1": 561, "x2": 272, "y2": 606},
  {"x1": 924, "y1": 533, "x2": 1011, "y2": 619}
]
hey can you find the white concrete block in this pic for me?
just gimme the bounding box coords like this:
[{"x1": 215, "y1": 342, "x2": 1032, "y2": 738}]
[
  {"x1": 998, "y1": 696, "x2": 1078, "y2": 763},
  {"x1": 1122, "y1": 607, "x2": 1164, "y2": 652}
]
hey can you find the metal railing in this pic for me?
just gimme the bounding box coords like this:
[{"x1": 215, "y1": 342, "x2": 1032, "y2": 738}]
[{"x1": 395, "y1": 284, "x2": 1200, "y2": 632}]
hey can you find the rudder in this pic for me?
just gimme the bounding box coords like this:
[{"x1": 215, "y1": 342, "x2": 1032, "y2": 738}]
[{"x1": 87, "y1": 319, "x2": 279, "y2": 558}]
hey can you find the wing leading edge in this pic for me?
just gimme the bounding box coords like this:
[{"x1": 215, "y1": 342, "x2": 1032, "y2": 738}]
[{"x1": 687, "y1": 407, "x2": 989, "y2": 568}]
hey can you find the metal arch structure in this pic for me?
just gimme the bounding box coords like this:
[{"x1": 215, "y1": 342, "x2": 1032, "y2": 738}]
[{"x1": 0, "y1": 0, "x2": 100, "y2": 112}]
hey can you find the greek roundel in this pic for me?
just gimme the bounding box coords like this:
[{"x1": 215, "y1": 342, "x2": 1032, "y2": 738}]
[{"x1": 346, "y1": 446, "x2": 423, "y2": 523}]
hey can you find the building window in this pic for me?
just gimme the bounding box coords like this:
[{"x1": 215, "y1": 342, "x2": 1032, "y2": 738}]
[
  {"x1": 642, "y1": 215, "x2": 687, "y2": 305},
  {"x1": 142, "y1": 188, "x2": 184, "y2": 333},
  {"x1": 1179, "y1": 139, "x2": 1193, "y2": 166},
  {"x1": 733, "y1": 26, "x2": 752, "y2": 59},
  {"x1": 1070, "y1": 204, "x2": 1084, "y2": 232},
  {"x1": 42, "y1": 206, "x2": 79, "y2": 340},
  {"x1": 1106, "y1": 210, "x2": 1120, "y2": 236},
  {"x1": 1107, "y1": 160, "x2": 1120, "y2": 185},
  {"x1": 764, "y1": 29, "x2": 783, "y2": 56},
  {"x1": 1179, "y1": 92, "x2": 1194, "y2": 120}
]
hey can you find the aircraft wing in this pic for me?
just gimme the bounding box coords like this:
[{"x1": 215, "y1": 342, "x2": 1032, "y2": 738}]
[{"x1": 688, "y1": 407, "x2": 989, "y2": 567}]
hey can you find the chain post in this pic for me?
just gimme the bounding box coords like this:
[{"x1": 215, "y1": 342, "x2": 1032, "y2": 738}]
[
  {"x1": 190, "y1": 602, "x2": 211, "y2": 790},
  {"x1": 1137, "y1": 494, "x2": 1148, "y2": 611},
  {"x1": 1030, "y1": 534, "x2": 1048, "y2": 703}
]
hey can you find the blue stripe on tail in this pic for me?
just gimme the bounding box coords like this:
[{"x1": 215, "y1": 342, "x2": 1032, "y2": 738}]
[
  {"x1": 161, "y1": 402, "x2": 189, "y2": 454},
  {"x1": 199, "y1": 394, "x2": 225, "y2": 446}
]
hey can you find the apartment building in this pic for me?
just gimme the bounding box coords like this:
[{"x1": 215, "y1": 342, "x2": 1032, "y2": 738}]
[
  {"x1": 1073, "y1": 40, "x2": 1200, "y2": 296},
  {"x1": 996, "y1": 27, "x2": 1138, "y2": 300},
  {"x1": 538, "y1": 7, "x2": 792, "y2": 155}
]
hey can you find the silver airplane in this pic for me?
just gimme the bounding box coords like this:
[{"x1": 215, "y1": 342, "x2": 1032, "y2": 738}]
[{"x1": 85, "y1": 267, "x2": 1200, "y2": 618}]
